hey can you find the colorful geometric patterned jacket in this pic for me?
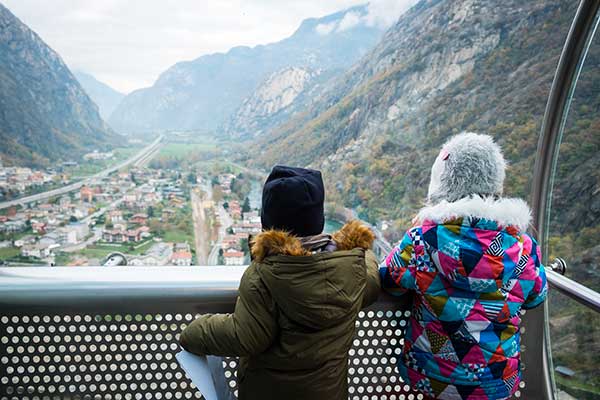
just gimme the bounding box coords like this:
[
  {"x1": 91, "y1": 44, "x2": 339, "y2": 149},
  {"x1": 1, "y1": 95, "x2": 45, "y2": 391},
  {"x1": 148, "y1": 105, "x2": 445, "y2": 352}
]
[{"x1": 381, "y1": 196, "x2": 548, "y2": 400}]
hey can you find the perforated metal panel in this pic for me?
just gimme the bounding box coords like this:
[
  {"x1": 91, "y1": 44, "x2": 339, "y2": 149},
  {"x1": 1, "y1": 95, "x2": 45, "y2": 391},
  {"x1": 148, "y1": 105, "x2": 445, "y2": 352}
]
[
  {"x1": 0, "y1": 313, "x2": 202, "y2": 400},
  {"x1": 0, "y1": 306, "x2": 527, "y2": 399}
]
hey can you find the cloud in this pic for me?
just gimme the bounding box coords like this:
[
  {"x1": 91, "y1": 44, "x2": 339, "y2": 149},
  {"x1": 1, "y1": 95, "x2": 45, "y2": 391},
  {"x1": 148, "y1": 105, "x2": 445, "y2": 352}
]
[
  {"x1": 327, "y1": 1, "x2": 420, "y2": 34},
  {"x1": 337, "y1": 11, "x2": 362, "y2": 32},
  {"x1": 365, "y1": 0, "x2": 419, "y2": 28},
  {"x1": 1, "y1": 0, "x2": 418, "y2": 93},
  {"x1": 315, "y1": 21, "x2": 338, "y2": 35}
]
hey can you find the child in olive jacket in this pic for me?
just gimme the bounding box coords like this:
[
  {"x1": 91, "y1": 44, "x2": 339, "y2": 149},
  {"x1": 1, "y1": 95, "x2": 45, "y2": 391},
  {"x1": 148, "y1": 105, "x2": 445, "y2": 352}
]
[{"x1": 180, "y1": 166, "x2": 381, "y2": 400}]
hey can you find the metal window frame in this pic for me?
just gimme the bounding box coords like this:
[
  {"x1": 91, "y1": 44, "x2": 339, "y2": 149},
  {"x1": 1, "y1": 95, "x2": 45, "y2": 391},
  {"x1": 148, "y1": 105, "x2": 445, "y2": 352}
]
[{"x1": 530, "y1": 1, "x2": 600, "y2": 399}]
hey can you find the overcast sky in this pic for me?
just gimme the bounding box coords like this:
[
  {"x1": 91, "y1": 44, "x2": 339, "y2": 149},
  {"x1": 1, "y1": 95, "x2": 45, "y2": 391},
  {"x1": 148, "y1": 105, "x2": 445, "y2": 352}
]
[{"x1": 2, "y1": 0, "x2": 416, "y2": 93}]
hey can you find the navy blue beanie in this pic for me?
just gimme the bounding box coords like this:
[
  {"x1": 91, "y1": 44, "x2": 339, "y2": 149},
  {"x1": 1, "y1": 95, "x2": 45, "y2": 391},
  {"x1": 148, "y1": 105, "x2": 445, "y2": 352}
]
[{"x1": 261, "y1": 165, "x2": 325, "y2": 237}]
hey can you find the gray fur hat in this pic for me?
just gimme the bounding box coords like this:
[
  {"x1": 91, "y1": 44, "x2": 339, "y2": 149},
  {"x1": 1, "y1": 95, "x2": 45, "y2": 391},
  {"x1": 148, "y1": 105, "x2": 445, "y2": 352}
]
[{"x1": 427, "y1": 132, "x2": 506, "y2": 203}]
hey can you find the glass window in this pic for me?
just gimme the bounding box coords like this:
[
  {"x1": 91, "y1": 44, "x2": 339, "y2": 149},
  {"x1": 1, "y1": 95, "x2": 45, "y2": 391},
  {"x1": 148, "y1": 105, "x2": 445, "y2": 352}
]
[
  {"x1": 548, "y1": 291, "x2": 600, "y2": 399},
  {"x1": 547, "y1": 15, "x2": 600, "y2": 293},
  {"x1": 546, "y1": 11, "x2": 600, "y2": 400}
]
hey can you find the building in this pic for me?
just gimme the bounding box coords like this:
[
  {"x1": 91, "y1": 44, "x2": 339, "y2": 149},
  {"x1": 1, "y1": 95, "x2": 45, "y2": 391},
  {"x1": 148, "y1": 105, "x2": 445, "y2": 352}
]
[
  {"x1": 224, "y1": 250, "x2": 245, "y2": 266},
  {"x1": 243, "y1": 211, "x2": 261, "y2": 224},
  {"x1": 231, "y1": 222, "x2": 261, "y2": 235},
  {"x1": 129, "y1": 213, "x2": 148, "y2": 225},
  {"x1": 31, "y1": 222, "x2": 47, "y2": 235},
  {"x1": 21, "y1": 243, "x2": 57, "y2": 259},
  {"x1": 170, "y1": 251, "x2": 193, "y2": 266},
  {"x1": 228, "y1": 201, "x2": 242, "y2": 220},
  {"x1": 83, "y1": 151, "x2": 114, "y2": 161},
  {"x1": 108, "y1": 210, "x2": 124, "y2": 223},
  {"x1": 174, "y1": 242, "x2": 191, "y2": 253},
  {"x1": 0, "y1": 220, "x2": 26, "y2": 233},
  {"x1": 63, "y1": 223, "x2": 90, "y2": 245},
  {"x1": 102, "y1": 227, "x2": 143, "y2": 243},
  {"x1": 80, "y1": 186, "x2": 94, "y2": 203}
]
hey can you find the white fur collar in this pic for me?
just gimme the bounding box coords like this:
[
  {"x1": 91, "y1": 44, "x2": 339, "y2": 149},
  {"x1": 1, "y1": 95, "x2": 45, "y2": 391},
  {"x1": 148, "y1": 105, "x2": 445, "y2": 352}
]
[{"x1": 416, "y1": 196, "x2": 532, "y2": 231}]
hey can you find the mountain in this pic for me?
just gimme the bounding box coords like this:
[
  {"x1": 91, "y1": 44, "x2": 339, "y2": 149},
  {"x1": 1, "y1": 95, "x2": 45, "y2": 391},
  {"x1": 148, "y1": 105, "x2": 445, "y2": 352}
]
[
  {"x1": 0, "y1": 4, "x2": 118, "y2": 167},
  {"x1": 226, "y1": 67, "x2": 339, "y2": 138},
  {"x1": 109, "y1": 5, "x2": 387, "y2": 135},
  {"x1": 74, "y1": 71, "x2": 125, "y2": 120},
  {"x1": 251, "y1": 0, "x2": 579, "y2": 230}
]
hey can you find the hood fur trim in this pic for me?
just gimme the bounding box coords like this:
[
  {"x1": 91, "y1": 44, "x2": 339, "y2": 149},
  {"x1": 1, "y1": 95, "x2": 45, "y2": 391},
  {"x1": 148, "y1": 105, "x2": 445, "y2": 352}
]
[
  {"x1": 331, "y1": 220, "x2": 375, "y2": 251},
  {"x1": 251, "y1": 220, "x2": 375, "y2": 262},
  {"x1": 416, "y1": 196, "x2": 532, "y2": 231}
]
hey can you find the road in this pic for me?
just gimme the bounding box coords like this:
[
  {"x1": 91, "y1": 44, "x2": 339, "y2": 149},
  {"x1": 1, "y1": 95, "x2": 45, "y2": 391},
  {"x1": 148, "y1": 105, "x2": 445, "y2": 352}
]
[
  {"x1": 207, "y1": 203, "x2": 233, "y2": 265},
  {"x1": 191, "y1": 189, "x2": 209, "y2": 265},
  {"x1": 0, "y1": 135, "x2": 163, "y2": 210}
]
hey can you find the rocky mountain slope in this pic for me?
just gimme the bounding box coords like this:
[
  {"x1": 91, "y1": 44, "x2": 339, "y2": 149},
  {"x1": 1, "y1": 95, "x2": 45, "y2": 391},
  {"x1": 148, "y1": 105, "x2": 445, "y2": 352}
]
[
  {"x1": 251, "y1": 0, "x2": 579, "y2": 230},
  {"x1": 109, "y1": 5, "x2": 386, "y2": 135},
  {"x1": 0, "y1": 4, "x2": 118, "y2": 167},
  {"x1": 226, "y1": 67, "x2": 340, "y2": 138},
  {"x1": 74, "y1": 71, "x2": 125, "y2": 121}
]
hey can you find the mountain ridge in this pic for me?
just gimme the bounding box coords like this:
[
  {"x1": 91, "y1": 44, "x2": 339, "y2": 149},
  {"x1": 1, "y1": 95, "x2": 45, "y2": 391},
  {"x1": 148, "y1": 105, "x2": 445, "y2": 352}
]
[
  {"x1": 109, "y1": 5, "x2": 388, "y2": 135},
  {"x1": 74, "y1": 71, "x2": 125, "y2": 121},
  {"x1": 0, "y1": 3, "x2": 118, "y2": 167}
]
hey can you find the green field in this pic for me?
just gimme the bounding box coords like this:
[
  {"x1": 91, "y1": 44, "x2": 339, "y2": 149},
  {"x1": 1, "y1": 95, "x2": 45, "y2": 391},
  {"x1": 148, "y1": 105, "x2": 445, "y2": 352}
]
[
  {"x1": 0, "y1": 247, "x2": 20, "y2": 260},
  {"x1": 162, "y1": 229, "x2": 194, "y2": 244},
  {"x1": 74, "y1": 239, "x2": 156, "y2": 261},
  {"x1": 158, "y1": 143, "x2": 217, "y2": 158},
  {"x1": 65, "y1": 146, "x2": 139, "y2": 178}
]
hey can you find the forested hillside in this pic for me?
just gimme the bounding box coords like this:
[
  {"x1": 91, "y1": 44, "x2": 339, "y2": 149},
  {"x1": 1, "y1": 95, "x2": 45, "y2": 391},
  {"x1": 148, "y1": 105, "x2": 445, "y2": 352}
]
[
  {"x1": 0, "y1": 4, "x2": 118, "y2": 167},
  {"x1": 250, "y1": 0, "x2": 578, "y2": 234}
]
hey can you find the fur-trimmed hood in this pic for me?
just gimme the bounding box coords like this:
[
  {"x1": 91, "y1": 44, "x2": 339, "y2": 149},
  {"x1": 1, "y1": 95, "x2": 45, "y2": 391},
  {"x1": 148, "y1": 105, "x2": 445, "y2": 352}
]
[
  {"x1": 250, "y1": 220, "x2": 375, "y2": 262},
  {"x1": 416, "y1": 195, "x2": 532, "y2": 231},
  {"x1": 250, "y1": 220, "x2": 377, "y2": 330}
]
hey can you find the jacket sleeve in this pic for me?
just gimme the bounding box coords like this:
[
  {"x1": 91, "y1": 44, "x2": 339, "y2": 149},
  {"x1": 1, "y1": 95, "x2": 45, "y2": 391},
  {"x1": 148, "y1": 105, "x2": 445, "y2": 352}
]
[
  {"x1": 380, "y1": 229, "x2": 417, "y2": 296},
  {"x1": 522, "y1": 238, "x2": 548, "y2": 309},
  {"x1": 179, "y1": 264, "x2": 279, "y2": 357},
  {"x1": 361, "y1": 249, "x2": 382, "y2": 308}
]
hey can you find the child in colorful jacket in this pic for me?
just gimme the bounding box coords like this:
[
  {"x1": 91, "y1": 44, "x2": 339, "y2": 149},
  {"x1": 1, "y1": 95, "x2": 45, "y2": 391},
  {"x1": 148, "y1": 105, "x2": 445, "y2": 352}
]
[{"x1": 381, "y1": 132, "x2": 547, "y2": 400}]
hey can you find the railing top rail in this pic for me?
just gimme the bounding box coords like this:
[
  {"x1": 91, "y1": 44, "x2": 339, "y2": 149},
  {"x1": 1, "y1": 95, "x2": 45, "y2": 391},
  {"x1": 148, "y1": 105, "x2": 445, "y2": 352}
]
[
  {"x1": 0, "y1": 266, "x2": 246, "y2": 313},
  {"x1": 545, "y1": 269, "x2": 600, "y2": 313}
]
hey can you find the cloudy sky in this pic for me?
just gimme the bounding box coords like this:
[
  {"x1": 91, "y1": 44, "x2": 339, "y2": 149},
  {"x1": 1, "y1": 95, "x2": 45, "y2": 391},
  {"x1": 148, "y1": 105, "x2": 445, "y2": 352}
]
[{"x1": 3, "y1": 0, "x2": 416, "y2": 93}]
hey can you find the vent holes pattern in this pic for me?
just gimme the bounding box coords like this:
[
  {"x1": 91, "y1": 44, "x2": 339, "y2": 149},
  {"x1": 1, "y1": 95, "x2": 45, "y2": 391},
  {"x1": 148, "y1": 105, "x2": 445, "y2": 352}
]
[{"x1": 0, "y1": 305, "x2": 522, "y2": 399}]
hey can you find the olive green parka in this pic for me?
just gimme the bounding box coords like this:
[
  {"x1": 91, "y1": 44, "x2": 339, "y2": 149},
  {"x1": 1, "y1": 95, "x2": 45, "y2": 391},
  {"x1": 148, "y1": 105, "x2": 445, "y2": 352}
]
[{"x1": 179, "y1": 221, "x2": 381, "y2": 400}]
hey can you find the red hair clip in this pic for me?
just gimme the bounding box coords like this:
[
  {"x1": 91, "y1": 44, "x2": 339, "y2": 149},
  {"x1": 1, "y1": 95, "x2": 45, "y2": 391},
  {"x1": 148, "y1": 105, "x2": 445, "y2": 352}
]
[{"x1": 441, "y1": 149, "x2": 450, "y2": 160}]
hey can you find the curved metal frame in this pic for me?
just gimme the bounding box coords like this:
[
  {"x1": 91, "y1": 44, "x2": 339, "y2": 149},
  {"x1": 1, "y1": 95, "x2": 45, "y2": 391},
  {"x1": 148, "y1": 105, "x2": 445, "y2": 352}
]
[
  {"x1": 532, "y1": 0, "x2": 600, "y2": 249},
  {"x1": 530, "y1": 1, "x2": 600, "y2": 399}
]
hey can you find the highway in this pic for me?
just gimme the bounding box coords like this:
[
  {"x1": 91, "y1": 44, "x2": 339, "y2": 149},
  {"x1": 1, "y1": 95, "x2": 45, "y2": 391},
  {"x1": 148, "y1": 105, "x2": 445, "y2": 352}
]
[{"x1": 0, "y1": 135, "x2": 163, "y2": 210}]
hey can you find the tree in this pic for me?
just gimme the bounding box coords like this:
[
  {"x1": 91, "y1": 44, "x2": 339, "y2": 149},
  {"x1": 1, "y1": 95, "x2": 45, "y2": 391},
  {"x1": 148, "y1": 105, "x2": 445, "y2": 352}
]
[
  {"x1": 213, "y1": 186, "x2": 224, "y2": 202},
  {"x1": 242, "y1": 197, "x2": 251, "y2": 213},
  {"x1": 69, "y1": 215, "x2": 78, "y2": 223},
  {"x1": 240, "y1": 238, "x2": 250, "y2": 256},
  {"x1": 147, "y1": 206, "x2": 155, "y2": 218},
  {"x1": 105, "y1": 216, "x2": 114, "y2": 229},
  {"x1": 187, "y1": 172, "x2": 197, "y2": 184}
]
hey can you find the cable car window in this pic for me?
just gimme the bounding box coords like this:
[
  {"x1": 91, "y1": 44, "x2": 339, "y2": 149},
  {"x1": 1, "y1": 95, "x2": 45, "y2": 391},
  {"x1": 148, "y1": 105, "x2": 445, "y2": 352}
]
[{"x1": 546, "y1": 10, "x2": 600, "y2": 399}]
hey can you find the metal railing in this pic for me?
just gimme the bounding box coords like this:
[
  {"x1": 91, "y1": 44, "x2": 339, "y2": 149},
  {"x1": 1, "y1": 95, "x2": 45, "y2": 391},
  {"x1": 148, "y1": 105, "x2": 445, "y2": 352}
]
[{"x1": 0, "y1": 266, "x2": 538, "y2": 399}]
